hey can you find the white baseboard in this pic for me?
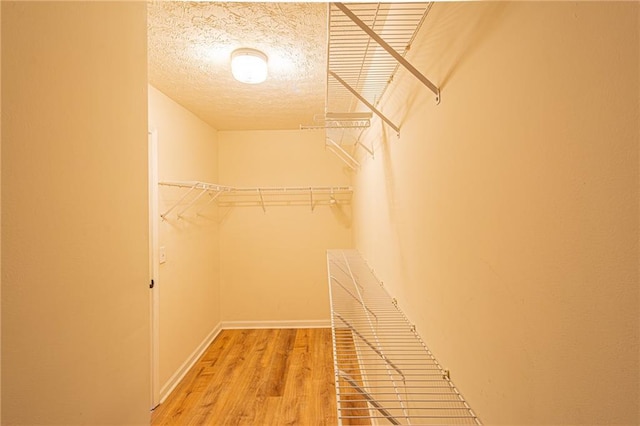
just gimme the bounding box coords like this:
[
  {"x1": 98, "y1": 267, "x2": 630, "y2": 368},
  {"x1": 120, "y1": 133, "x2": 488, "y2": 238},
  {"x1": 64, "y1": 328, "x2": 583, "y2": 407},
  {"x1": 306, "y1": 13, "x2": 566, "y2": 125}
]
[
  {"x1": 221, "y1": 319, "x2": 331, "y2": 329},
  {"x1": 159, "y1": 323, "x2": 222, "y2": 403}
]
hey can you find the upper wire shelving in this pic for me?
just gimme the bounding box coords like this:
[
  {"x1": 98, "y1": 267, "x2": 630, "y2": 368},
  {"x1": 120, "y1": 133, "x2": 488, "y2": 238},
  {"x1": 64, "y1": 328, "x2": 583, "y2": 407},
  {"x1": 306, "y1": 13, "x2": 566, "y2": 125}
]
[{"x1": 304, "y1": 2, "x2": 438, "y2": 171}]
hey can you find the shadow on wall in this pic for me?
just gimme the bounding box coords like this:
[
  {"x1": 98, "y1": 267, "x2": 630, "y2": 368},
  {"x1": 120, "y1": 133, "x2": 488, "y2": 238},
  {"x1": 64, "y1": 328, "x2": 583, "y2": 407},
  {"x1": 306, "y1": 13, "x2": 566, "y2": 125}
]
[
  {"x1": 218, "y1": 206, "x2": 239, "y2": 226},
  {"x1": 397, "y1": 2, "x2": 509, "y2": 121},
  {"x1": 379, "y1": 107, "x2": 412, "y2": 299},
  {"x1": 379, "y1": 120, "x2": 396, "y2": 223},
  {"x1": 159, "y1": 187, "x2": 219, "y2": 228},
  {"x1": 330, "y1": 202, "x2": 352, "y2": 229},
  {"x1": 217, "y1": 204, "x2": 352, "y2": 228},
  {"x1": 428, "y1": 2, "x2": 508, "y2": 88}
]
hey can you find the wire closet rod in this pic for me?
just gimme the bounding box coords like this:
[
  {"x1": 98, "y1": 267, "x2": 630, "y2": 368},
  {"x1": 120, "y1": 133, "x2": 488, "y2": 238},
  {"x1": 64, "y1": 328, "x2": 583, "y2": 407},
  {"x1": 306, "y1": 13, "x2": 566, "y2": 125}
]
[
  {"x1": 159, "y1": 181, "x2": 351, "y2": 193},
  {"x1": 159, "y1": 180, "x2": 353, "y2": 218}
]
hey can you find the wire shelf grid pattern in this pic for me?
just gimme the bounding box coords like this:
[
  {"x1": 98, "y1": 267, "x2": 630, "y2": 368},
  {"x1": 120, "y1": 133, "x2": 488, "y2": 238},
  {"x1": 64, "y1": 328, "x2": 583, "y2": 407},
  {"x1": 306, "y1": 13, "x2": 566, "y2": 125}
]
[
  {"x1": 324, "y1": 2, "x2": 432, "y2": 154},
  {"x1": 328, "y1": 249, "x2": 481, "y2": 425},
  {"x1": 327, "y1": 2, "x2": 431, "y2": 115}
]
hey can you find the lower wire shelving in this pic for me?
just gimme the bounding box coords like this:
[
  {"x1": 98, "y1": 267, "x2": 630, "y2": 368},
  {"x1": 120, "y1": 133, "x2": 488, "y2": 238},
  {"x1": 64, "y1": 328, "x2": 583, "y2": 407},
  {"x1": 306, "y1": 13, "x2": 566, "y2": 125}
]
[{"x1": 327, "y1": 250, "x2": 481, "y2": 425}]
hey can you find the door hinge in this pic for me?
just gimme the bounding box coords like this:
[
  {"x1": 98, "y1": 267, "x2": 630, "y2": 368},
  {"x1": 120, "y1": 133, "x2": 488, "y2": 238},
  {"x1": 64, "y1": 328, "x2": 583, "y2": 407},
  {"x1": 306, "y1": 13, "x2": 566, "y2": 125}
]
[{"x1": 150, "y1": 279, "x2": 155, "y2": 289}]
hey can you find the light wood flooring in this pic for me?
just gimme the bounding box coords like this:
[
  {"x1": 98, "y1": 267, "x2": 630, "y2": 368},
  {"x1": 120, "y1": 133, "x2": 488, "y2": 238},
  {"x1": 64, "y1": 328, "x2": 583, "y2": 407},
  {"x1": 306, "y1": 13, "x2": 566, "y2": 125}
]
[{"x1": 151, "y1": 328, "x2": 339, "y2": 425}]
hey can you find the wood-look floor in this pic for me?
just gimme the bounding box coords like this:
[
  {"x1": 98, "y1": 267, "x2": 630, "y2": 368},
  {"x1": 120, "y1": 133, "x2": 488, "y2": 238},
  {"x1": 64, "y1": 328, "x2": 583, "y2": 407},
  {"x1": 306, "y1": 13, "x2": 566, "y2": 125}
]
[{"x1": 151, "y1": 328, "x2": 339, "y2": 425}]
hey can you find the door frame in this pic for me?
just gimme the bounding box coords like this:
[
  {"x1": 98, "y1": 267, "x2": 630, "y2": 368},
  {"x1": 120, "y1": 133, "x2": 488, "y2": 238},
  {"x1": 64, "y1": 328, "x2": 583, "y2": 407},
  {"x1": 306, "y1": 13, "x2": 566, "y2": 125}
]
[{"x1": 148, "y1": 129, "x2": 160, "y2": 409}]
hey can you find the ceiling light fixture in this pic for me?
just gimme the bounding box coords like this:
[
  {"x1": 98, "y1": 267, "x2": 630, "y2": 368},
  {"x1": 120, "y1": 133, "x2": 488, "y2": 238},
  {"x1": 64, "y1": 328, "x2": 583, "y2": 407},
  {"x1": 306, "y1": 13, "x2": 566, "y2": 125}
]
[{"x1": 230, "y1": 48, "x2": 268, "y2": 84}]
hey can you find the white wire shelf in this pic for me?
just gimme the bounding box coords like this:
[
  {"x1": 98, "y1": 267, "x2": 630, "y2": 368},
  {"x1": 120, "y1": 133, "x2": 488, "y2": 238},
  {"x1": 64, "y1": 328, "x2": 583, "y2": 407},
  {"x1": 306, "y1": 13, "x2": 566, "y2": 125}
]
[
  {"x1": 300, "y1": 2, "x2": 438, "y2": 167},
  {"x1": 318, "y1": 2, "x2": 437, "y2": 168},
  {"x1": 159, "y1": 181, "x2": 352, "y2": 217},
  {"x1": 328, "y1": 249, "x2": 481, "y2": 425},
  {"x1": 301, "y1": 112, "x2": 373, "y2": 131},
  {"x1": 326, "y1": 2, "x2": 432, "y2": 139},
  {"x1": 327, "y1": 2, "x2": 436, "y2": 115}
]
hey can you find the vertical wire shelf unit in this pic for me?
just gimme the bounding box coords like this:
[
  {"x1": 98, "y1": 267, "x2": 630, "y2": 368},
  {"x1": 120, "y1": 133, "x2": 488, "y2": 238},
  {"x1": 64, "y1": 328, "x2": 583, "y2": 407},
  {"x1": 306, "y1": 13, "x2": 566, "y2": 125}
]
[{"x1": 328, "y1": 250, "x2": 481, "y2": 425}]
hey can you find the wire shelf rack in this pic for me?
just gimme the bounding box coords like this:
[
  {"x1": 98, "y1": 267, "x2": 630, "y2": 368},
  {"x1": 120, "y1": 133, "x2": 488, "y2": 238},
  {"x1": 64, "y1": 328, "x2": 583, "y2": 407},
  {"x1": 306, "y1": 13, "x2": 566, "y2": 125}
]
[
  {"x1": 159, "y1": 181, "x2": 352, "y2": 217},
  {"x1": 301, "y1": 3, "x2": 439, "y2": 169},
  {"x1": 327, "y1": 2, "x2": 432, "y2": 116},
  {"x1": 318, "y1": 2, "x2": 437, "y2": 169},
  {"x1": 327, "y1": 249, "x2": 481, "y2": 425}
]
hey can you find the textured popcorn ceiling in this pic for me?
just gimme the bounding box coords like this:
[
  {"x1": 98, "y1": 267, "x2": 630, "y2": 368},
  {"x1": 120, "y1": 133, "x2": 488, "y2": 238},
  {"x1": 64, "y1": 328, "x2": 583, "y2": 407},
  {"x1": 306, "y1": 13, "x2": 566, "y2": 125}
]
[{"x1": 148, "y1": 2, "x2": 327, "y2": 131}]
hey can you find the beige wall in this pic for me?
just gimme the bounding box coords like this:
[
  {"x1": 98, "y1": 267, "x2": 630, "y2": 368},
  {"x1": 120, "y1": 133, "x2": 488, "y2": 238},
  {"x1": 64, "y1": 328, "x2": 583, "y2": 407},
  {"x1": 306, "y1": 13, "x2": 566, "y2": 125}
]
[
  {"x1": 1, "y1": 2, "x2": 150, "y2": 425},
  {"x1": 353, "y1": 2, "x2": 639, "y2": 424},
  {"x1": 148, "y1": 86, "x2": 220, "y2": 394},
  {"x1": 219, "y1": 130, "x2": 352, "y2": 323}
]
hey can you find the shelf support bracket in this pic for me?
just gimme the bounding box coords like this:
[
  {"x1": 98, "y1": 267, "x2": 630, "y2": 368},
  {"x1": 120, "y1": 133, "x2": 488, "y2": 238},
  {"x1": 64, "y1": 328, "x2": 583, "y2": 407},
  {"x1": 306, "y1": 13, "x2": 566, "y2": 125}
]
[
  {"x1": 334, "y1": 2, "x2": 440, "y2": 103},
  {"x1": 258, "y1": 189, "x2": 266, "y2": 213},
  {"x1": 355, "y1": 139, "x2": 374, "y2": 158},
  {"x1": 160, "y1": 184, "x2": 198, "y2": 220},
  {"x1": 330, "y1": 275, "x2": 377, "y2": 319},
  {"x1": 326, "y1": 138, "x2": 360, "y2": 171},
  {"x1": 335, "y1": 313, "x2": 404, "y2": 380},
  {"x1": 338, "y1": 370, "x2": 401, "y2": 425},
  {"x1": 177, "y1": 187, "x2": 208, "y2": 218},
  {"x1": 196, "y1": 189, "x2": 224, "y2": 215},
  {"x1": 329, "y1": 71, "x2": 400, "y2": 135}
]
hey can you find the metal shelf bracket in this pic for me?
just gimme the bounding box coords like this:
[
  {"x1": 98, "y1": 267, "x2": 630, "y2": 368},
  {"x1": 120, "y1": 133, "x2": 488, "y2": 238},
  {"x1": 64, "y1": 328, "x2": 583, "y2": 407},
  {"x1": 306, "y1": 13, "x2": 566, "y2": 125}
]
[
  {"x1": 326, "y1": 138, "x2": 360, "y2": 171},
  {"x1": 329, "y1": 70, "x2": 401, "y2": 135}
]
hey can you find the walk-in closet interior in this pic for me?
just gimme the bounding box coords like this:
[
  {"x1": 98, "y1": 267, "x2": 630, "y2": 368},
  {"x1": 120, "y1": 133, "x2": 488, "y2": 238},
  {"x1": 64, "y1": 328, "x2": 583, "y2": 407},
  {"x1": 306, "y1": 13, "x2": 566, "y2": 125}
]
[{"x1": 1, "y1": 1, "x2": 638, "y2": 425}]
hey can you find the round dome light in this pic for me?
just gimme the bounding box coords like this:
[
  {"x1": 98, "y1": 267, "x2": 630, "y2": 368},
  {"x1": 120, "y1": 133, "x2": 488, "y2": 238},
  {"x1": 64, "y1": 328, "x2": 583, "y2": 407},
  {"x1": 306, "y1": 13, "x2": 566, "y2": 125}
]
[{"x1": 230, "y1": 48, "x2": 268, "y2": 84}]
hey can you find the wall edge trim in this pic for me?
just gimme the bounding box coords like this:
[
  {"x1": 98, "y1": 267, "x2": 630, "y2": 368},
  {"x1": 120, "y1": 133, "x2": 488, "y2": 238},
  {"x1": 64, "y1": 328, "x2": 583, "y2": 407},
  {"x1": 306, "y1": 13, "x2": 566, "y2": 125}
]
[{"x1": 158, "y1": 322, "x2": 222, "y2": 404}]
